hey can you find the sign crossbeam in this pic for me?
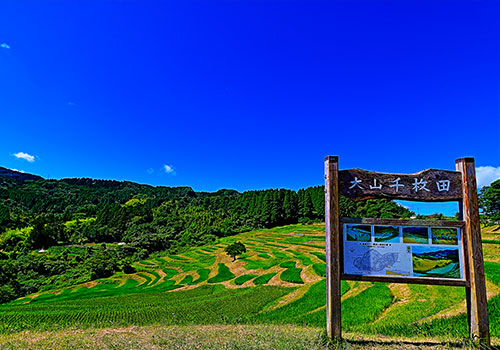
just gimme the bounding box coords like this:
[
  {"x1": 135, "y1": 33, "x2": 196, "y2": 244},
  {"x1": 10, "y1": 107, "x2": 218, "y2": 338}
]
[{"x1": 324, "y1": 156, "x2": 490, "y2": 346}]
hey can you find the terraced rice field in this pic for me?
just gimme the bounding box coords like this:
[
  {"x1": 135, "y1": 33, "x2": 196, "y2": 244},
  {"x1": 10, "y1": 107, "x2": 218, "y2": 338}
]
[{"x1": 1, "y1": 223, "x2": 500, "y2": 346}]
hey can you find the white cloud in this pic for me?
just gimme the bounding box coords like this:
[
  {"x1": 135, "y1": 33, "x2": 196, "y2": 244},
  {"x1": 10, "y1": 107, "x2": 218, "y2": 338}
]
[
  {"x1": 395, "y1": 202, "x2": 410, "y2": 210},
  {"x1": 147, "y1": 168, "x2": 154, "y2": 174},
  {"x1": 9, "y1": 168, "x2": 25, "y2": 173},
  {"x1": 163, "y1": 164, "x2": 176, "y2": 175},
  {"x1": 1, "y1": 43, "x2": 10, "y2": 49},
  {"x1": 13, "y1": 152, "x2": 35, "y2": 162},
  {"x1": 476, "y1": 166, "x2": 500, "y2": 189}
]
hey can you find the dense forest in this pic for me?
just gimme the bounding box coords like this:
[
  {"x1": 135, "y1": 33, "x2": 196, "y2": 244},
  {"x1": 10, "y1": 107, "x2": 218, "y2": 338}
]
[
  {"x1": 479, "y1": 178, "x2": 500, "y2": 224},
  {"x1": 0, "y1": 173, "x2": 413, "y2": 303}
]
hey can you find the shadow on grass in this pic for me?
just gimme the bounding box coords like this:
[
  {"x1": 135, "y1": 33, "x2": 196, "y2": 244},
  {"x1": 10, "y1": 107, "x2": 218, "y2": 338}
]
[
  {"x1": 318, "y1": 330, "x2": 480, "y2": 349},
  {"x1": 338, "y1": 338, "x2": 483, "y2": 349}
]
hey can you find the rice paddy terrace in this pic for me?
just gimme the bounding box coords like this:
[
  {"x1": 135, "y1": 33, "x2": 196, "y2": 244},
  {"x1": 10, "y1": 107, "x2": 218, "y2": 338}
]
[{"x1": 1, "y1": 223, "x2": 500, "y2": 345}]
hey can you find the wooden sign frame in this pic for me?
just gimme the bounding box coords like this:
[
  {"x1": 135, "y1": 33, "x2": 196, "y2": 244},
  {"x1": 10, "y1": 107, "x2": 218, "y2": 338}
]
[{"x1": 324, "y1": 156, "x2": 490, "y2": 345}]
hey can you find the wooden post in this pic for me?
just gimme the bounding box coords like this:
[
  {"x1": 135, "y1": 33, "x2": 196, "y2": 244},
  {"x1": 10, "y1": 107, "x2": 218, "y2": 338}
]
[
  {"x1": 325, "y1": 156, "x2": 341, "y2": 340},
  {"x1": 458, "y1": 201, "x2": 473, "y2": 335},
  {"x1": 456, "y1": 157, "x2": 490, "y2": 345}
]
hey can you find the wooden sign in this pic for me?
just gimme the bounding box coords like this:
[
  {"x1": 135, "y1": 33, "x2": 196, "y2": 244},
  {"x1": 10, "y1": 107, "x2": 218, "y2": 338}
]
[
  {"x1": 324, "y1": 156, "x2": 490, "y2": 345},
  {"x1": 339, "y1": 168, "x2": 462, "y2": 202}
]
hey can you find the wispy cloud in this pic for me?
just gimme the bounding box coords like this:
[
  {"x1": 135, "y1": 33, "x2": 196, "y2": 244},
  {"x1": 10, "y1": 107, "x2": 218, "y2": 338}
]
[
  {"x1": 476, "y1": 166, "x2": 500, "y2": 189},
  {"x1": 163, "y1": 164, "x2": 176, "y2": 175},
  {"x1": 1, "y1": 43, "x2": 10, "y2": 49},
  {"x1": 147, "y1": 168, "x2": 154, "y2": 174},
  {"x1": 13, "y1": 152, "x2": 35, "y2": 162}
]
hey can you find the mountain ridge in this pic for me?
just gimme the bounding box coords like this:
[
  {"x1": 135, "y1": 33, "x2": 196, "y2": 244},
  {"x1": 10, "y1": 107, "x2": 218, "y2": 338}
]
[{"x1": 0, "y1": 166, "x2": 43, "y2": 181}]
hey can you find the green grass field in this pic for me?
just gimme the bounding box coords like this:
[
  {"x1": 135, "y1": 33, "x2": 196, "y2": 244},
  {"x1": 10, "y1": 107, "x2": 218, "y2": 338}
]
[{"x1": 1, "y1": 222, "x2": 500, "y2": 347}]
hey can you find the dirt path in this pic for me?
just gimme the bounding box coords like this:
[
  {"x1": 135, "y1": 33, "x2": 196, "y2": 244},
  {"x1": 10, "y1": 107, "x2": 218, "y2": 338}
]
[
  {"x1": 266, "y1": 284, "x2": 311, "y2": 311},
  {"x1": 418, "y1": 280, "x2": 500, "y2": 323},
  {"x1": 341, "y1": 282, "x2": 371, "y2": 302},
  {"x1": 373, "y1": 284, "x2": 411, "y2": 323}
]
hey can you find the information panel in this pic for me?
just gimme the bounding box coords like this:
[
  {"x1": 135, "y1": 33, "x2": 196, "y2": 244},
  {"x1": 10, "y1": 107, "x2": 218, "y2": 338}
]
[{"x1": 343, "y1": 223, "x2": 465, "y2": 280}]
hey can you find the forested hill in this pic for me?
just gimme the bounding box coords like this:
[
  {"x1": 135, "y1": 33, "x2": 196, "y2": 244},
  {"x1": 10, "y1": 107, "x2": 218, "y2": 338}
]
[
  {"x1": 0, "y1": 175, "x2": 412, "y2": 250},
  {"x1": 0, "y1": 167, "x2": 43, "y2": 181},
  {"x1": 0, "y1": 173, "x2": 412, "y2": 303}
]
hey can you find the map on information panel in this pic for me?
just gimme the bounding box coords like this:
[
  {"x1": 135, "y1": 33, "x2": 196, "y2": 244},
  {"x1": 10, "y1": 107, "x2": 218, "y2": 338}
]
[{"x1": 343, "y1": 224, "x2": 465, "y2": 280}]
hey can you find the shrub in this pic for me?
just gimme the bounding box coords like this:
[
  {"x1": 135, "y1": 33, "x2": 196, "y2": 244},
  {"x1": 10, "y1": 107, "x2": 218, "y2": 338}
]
[
  {"x1": 312, "y1": 263, "x2": 326, "y2": 277},
  {"x1": 253, "y1": 273, "x2": 276, "y2": 285},
  {"x1": 234, "y1": 274, "x2": 257, "y2": 285},
  {"x1": 207, "y1": 263, "x2": 235, "y2": 283},
  {"x1": 279, "y1": 261, "x2": 296, "y2": 268},
  {"x1": 280, "y1": 268, "x2": 303, "y2": 284}
]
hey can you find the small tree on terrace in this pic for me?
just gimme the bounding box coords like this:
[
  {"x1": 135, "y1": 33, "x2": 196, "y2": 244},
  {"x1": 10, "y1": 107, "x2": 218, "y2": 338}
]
[{"x1": 225, "y1": 241, "x2": 246, "y2": 262}]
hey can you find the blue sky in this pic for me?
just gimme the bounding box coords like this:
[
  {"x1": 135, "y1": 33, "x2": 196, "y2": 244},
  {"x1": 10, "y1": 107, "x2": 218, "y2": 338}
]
[{"x1": 1, "y1": 1, "x2": 499, "y2": 215}]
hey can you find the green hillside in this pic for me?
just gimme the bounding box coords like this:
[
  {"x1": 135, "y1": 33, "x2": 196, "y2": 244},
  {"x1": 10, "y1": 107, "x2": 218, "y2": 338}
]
[{"x1": 1, "y1": 223, "x2": 500, "y2": 347}]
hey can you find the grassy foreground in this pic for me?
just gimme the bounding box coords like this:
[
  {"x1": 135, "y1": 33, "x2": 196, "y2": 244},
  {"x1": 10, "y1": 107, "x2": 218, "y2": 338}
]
[
  {"x1": 0, "y1": 325, "x2": 477, "y2": 350},
  {"x1": 1, "y1": 223, "x2": 500, "y2": 347}
]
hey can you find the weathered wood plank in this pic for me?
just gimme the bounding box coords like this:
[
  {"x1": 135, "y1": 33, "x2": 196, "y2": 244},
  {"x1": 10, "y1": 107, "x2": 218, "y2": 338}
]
[
  {"x1": 339, "y1": 168, "x2": 462, "y2": 202},
  {"x1": 456, "y1": 158, "x2": 490, "y2": 345},
  {"x1": 341, "y1": 274, "x2": 469, "y2": 287},
  {"x1": 458, "y1": 201, "x2": 473, "y2": 332},
  {"x1": 325, "y1": 156, "x2": 342, "y2": 340}
]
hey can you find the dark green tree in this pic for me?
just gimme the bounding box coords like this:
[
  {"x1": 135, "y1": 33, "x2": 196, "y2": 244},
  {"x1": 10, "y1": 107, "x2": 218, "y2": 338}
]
[
  {"x1": 28, "y1": 214, "x2": 63, "y2": 249},
  {"x1": 283, "y1": 190, "x2": 298, "y2": 224},
  {"x1": 224, "y1": 241, "x2": 246, "y2": 261},
  {"x1": 0, "y1": 203, "x2": 10, "y2": 231},
  {"x1": 479, "y1": 179, "x2": 500, "y2": 223},
  {"x1": 297, "y1": 189, "x2": 314, "y2": 220}
]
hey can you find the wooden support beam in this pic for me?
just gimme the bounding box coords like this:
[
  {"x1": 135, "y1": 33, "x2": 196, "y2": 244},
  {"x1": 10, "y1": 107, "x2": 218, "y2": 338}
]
[
  {"x1": 456, "y1": 157, "x2": 490, "y2": 345},
  {"x1": 325, "y1": 156, "x2": 341, "y2": 340}
]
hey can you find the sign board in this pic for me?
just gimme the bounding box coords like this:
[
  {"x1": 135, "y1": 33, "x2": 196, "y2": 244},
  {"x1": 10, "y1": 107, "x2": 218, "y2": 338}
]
[
  {"x1": 324, "y1": 156, "x2": 490, "y2": 345},
  {"x1": 338, "y1": 168, "x2": 462, "y2": 202},
  {"x1": 342, "y1": 218, "x2": 465, "y2": 281}
]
